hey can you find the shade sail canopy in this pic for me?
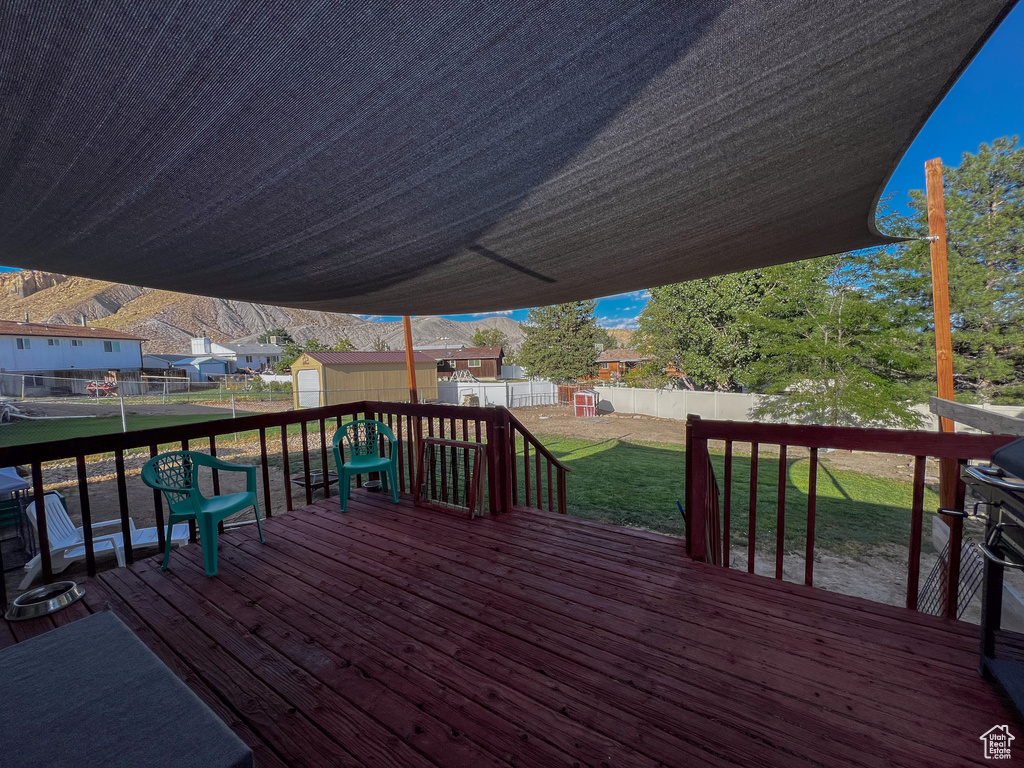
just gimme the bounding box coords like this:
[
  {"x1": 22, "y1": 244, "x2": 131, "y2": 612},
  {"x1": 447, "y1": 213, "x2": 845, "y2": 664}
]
[{"x1": 0, "y1": 1, "x2": 1014, "y2": 315}]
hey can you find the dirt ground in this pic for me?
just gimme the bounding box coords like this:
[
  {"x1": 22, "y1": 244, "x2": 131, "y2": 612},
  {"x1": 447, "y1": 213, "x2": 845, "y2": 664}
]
[{"x1": 2, "y1": 403, "x2": 998, "y2": 626}]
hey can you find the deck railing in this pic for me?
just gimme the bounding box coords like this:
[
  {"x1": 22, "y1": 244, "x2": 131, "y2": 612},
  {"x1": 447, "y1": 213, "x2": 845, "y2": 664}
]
[
  {"x1": 685, "y1": 415, "x2": 1015, "y2": 618},
  {"x1": 0, "y1": 401, "x2": 569, "y2": 607}
]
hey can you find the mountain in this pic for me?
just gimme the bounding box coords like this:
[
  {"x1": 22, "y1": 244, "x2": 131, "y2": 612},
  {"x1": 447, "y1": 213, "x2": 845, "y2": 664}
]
[{"x1": 0, "y1": 271, "x2": 524, "y2": 353}]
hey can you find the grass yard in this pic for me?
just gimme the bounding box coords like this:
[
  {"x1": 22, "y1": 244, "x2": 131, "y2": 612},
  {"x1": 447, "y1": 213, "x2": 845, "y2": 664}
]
[
  {"x1": 529, "y1": 434, "x2": 940, "y2": 557},
  {"x1": 0, "y1": 413, "x2": 245, "y2": 448}
]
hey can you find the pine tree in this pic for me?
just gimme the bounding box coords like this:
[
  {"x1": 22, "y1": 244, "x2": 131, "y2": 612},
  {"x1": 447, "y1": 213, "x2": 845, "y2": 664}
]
[
  {"x1": 634, "y1": 272, "x2": 773, "y2": 391},
  {"x1": 881, "y1": 137, "x2": 1024, "y2": 402},
  {"x1": 747, "y1": 257, "x2": 927, "y2": 427},
  {"x1": 518, "y1": 301, "x2": 602, "y2": 381}
]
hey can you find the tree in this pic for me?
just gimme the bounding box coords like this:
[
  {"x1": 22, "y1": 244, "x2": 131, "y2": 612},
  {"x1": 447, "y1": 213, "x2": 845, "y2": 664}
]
[
  {"x1": 371, "y1": 334, "x2": 389, "y2": 351},
  {"x1": 275, "y1": 336, "x2": 352, "y2": 373},
  {"x1": 258, "y1": 327, "x2": 294, "y2": 344},
  {"x1": 330, "y1": 337, "x2": 355, "y2": 352},
  {"x1": 470, "y1": 328, "x2": 508, "y2": 349},
  {"x1": 517, "y1": 301, "x2": 602, "y2": 381},
  {"x1": 634, "y1": 272, "x2": 774, "y2": 390},
  {"x1": 595, "y1": 328, "x2": 619, "y2": 353},
  {"x1": 878, "y1": 137, "x2": 1024, "y2": 402},
  {"x1": 746, "y1": 257, "x2": 927, "y2": 427}
]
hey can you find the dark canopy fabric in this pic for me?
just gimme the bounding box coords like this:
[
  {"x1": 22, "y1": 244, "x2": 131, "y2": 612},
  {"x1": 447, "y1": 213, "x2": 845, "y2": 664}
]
[{"x1": 0, "y1": 1, "x2": 1015, "y2": 315}]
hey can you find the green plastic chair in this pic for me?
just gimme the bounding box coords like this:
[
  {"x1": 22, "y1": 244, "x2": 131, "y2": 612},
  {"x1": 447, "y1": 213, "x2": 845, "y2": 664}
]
[
  {"x1": 141, "y1": 451, "x2": 265, "y2": 576},
  {"x1": 332, "y1": 419, "x2": 400, "y2": 512}
]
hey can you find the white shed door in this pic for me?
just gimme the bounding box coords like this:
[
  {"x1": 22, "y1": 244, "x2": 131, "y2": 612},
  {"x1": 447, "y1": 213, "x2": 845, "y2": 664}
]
[{"x1": 297, "y1": 369, "x2": 321, "y2": 408}]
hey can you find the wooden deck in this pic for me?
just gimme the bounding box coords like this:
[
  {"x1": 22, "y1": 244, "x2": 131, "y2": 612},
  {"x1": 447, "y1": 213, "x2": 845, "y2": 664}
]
[{"x1": 2, "y1": 490, "x2": 1018, "y2": 767}]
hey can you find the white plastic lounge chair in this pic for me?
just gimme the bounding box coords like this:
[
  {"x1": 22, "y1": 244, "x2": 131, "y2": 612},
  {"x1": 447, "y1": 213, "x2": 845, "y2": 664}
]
[{"x1": 19, "y1": 492, "x2": 189, "y2": 589}]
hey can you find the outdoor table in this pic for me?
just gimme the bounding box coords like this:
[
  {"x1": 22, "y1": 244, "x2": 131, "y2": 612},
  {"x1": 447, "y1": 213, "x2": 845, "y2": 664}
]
[{"x1": 0, "y1": 611, "x2": 253, "y2": 768}]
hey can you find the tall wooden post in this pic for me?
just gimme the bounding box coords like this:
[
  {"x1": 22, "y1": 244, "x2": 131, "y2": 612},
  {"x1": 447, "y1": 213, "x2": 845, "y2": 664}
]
[
  {"x1": 403, "y1": 315, "x2": 418, "y2": 405},
  {"x1": 927, "y1": 158, "x2": 961, "y2": 616},
  {"x1": 926, "y1": 158, "x2": 955, "y2": 435}
]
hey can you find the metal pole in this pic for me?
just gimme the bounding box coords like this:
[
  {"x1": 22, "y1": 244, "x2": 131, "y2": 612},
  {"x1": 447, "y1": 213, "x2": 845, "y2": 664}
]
[
  {"x1": 119, "y1": 396, "x2": 127, "y2": 433},
  {"x1": 232, "y1": 394, "x2": 237, "y2": 441}
]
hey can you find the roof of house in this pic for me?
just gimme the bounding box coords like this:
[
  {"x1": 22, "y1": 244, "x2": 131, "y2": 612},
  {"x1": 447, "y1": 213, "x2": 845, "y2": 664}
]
[
  {"x1": 596, "y1": 348, "x2": 652, "y2": 363},
  {"x1": 302, "y1": 351, "x2": 436, "y2": 365},
  {"x1": 214, "y1": 342, "x2": 283, "y2": 355},
  {"x1": 143, "y1": 354, "x2": 190, "y2": 363},
  {"x1": 0, "y1": 320, "x2": 146, "y2": 341},
  {"x1": 419, "y1": 346, "x2": 503, "y2": 361}
]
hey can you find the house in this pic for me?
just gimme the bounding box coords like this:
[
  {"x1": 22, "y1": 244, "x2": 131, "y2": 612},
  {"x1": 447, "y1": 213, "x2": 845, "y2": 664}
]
[
  {"x1": 290, "y1": 351, "x2": 438, "y2": 408},
  {"x1": 190, "y1": 337, "x2": 283, "y2": 372},
  {"x1": 145, "y1": 353, "x2": 231, "y2": 383},
  {"x1": 0, "y1": 320, "x2": 145, "y2": 396},
  {"x1": 418, "y1": 346, "x2": 504, "y2": 380},
  {"x1": 594, "y1": 349, "x2": 653, "y2": 381}
]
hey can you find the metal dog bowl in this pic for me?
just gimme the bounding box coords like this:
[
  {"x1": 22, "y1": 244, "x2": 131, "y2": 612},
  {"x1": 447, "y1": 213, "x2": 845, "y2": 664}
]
[
  {"x1": 363, "y1": 480, "x2": 382, "y2": 492},
  {"x1": 5, "y1": 581, "x2": 85, "y2": 621}
]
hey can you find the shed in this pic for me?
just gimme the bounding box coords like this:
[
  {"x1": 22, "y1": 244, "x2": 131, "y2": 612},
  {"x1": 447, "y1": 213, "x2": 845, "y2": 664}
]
[{"x1": 291, "y1": 351, "x2": 439, "y2": 408}]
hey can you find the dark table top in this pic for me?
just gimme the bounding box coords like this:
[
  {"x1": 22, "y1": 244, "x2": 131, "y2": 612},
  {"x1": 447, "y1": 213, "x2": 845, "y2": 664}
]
[{"x1": 0, "y1": 611, "x2": 253, "y2": 768}]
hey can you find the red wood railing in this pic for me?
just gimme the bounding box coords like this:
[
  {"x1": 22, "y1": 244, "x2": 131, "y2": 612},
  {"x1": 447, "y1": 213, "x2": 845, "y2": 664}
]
[
  {"x1": 685, "y1": 415, "x2": 1015, "y2": 618},
  {"x1": 0, "y1": 401, "x2": 568, "y2": 607}
]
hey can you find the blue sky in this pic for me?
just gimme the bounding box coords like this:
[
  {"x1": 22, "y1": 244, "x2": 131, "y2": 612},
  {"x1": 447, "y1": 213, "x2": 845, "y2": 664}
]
[{"x1": 4, "y1": 6, "x2": 1022, "y2": 333}]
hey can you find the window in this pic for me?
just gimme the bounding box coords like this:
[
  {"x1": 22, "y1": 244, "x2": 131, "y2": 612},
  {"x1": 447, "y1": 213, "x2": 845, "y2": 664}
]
[
  {"x1": 103, "y1": 341, "x2": 121, "y2": 353},
  {"x1": 71, "y1": 339, "x2": 84, "y2": 347},
  {"x1": 467, "y1": 359, "x2": 481, "y2": 367},
  {"x1": 47, "y1": 338, "x2": 60, "y2": 346},
  {"x1": 16, "y1": 338, "x2": 30, "y2": 349},
  {"x1": 245, "y1": 356, "x2": 253, "y2": 363},
  {"x1": 600, "y1": 362, "x2": 610, "y2": 369}
]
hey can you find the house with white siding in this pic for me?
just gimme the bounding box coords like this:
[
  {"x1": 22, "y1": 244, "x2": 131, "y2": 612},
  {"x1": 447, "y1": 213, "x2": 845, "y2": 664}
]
[
  {"x1": 0, "y1": 320, "x2": 145, "y2": 395},
  {"x1": 190, "y1": 337, "x2": 282, "y2": 372}
]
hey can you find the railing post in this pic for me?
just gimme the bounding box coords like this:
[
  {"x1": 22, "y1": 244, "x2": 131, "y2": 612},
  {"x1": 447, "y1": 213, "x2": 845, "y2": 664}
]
[
  {"x1": 493, "y1": 410, "x2": 511, "y2": 514},
  {"x1": 685, "y1": 414, "x2": 709, "y2": 562}
]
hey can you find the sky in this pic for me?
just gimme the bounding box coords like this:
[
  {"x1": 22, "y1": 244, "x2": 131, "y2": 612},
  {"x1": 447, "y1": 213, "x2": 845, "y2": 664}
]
[{"x1": 3, "y1": 6, "x2": 1022, "y2": 333}]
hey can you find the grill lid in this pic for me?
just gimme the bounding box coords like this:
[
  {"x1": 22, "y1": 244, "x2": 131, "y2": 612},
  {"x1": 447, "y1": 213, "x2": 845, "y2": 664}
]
[{"x1": 991, "y1": 437, "x2": 1024, "y2": 482}]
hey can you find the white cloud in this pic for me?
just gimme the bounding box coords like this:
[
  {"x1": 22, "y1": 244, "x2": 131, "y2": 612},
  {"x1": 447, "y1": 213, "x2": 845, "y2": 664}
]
[
  {"x1": 357, "y1": 314, "x2": 385, "y2": 322},
  {"x1": 470, "y1": 310, "x2": 514, "y2": 317},
  {"x1": 598, "y1": 316, "x2": 640, "y2": 330},
  {"x1": 596, "y1": 289, "x2": 651, "y2": 302}
]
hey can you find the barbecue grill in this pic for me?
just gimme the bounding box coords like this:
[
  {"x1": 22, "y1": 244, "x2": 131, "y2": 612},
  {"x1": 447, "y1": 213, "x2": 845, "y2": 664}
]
[{"x1": 959, "y1": 436, "x2": 1024, "y2": 716}]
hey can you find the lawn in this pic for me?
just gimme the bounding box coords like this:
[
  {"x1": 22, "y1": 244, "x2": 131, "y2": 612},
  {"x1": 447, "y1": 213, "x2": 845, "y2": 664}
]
[
  {"x1": 0, "y1": 413, "x2": 245, "y2": 448},
  {"x1": 526, "y1": 434, "x2": 940, "y2": 557}
]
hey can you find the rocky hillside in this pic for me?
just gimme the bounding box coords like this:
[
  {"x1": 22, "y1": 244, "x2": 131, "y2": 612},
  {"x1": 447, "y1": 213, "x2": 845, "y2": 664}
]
[{"x1": 0, "y1": 271, "x2": 524, "y2": 354}]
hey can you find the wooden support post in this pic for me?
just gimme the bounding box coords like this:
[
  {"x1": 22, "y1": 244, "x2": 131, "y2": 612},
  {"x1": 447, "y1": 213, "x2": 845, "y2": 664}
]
[
  {"x1": 926, "y1": 158, "x2": 958, "y2": 519},
  {"x1": 403, "y1": 315, "x2": 418, "y2": 405}
]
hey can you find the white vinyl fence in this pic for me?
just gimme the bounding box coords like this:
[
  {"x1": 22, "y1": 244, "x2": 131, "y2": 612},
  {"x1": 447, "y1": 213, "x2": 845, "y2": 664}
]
[
  {"x1": 437, "y1": 380, "x2": 558, "y2": 408},
  {"x1": 593, "y1": 386, "x2": 761, "y2": 421}
]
